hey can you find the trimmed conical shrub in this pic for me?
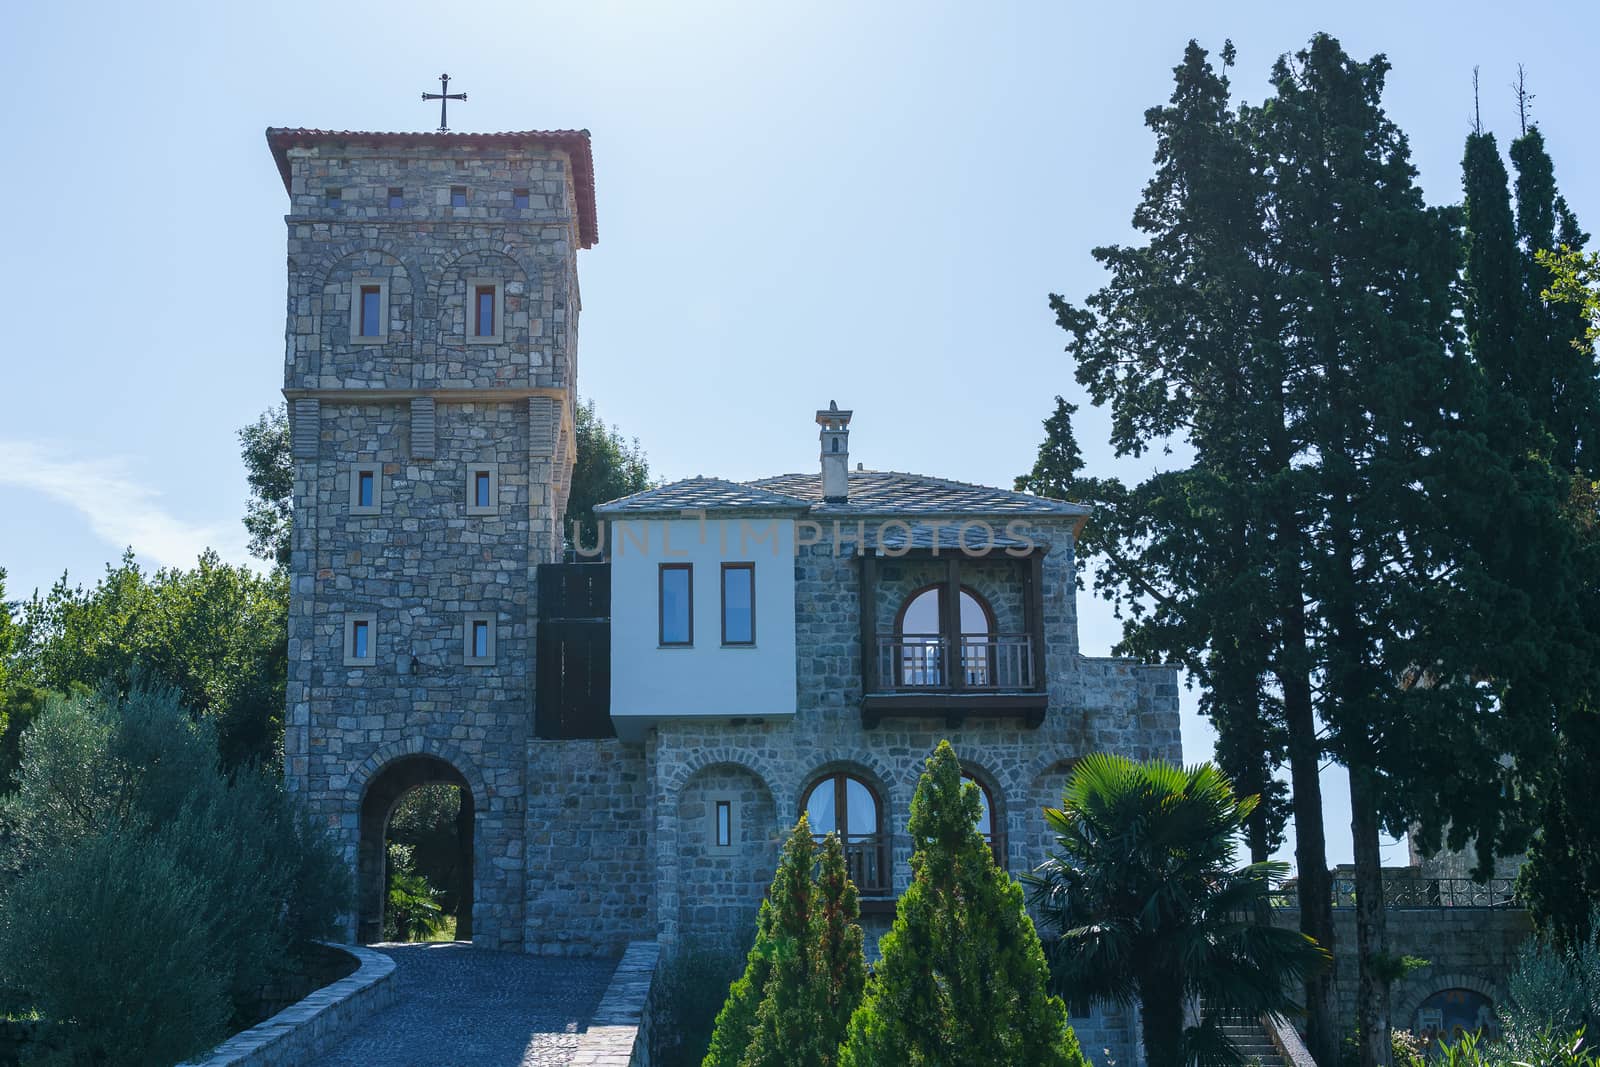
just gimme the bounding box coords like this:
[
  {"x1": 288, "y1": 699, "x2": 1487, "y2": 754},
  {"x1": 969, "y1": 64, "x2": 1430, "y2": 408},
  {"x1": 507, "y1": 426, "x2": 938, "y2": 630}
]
[{"x1": 838, "y1": 741, "x2": 1088, "y2": 1067}]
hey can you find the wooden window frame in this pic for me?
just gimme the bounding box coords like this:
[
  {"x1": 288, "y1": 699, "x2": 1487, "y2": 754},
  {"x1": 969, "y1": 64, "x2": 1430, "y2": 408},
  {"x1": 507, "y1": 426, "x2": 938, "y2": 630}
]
[
  {"x1": 464, "y1": 278, "x2": 503, "y2": 344},
  {"x1": 512, "y1": 188, "x2": 530, "y2": 209},
  {"x1": 720, "y1": 562, "x2": 756, "y2": 646},
  {"x1": 349, "y1": 462, "x2": 382, "y2": 515},
  {"x1": 803, "y1": 772, "x2": 890, "y2": 898},
  {"x1": 962, "y1": 771, "x2": 1006, "y2": 868},
  {"x1": 450, "y1": 185, "x2": 468, "y2": 208},
  {"x1": 387, "y1": 187, "x2": 404, "y2": 209},
  {"x1": 351, "y1": 277, "x2": 389, "y2": 344},
  {"x1": 465, "y1": 463, "x2": 499, "y2": 516},
  {"x1": 659, "y1": 563, "x2": 694, "y2": 647},
  {"x1": 344, "y1": 613, "x2": 377, "y2": 667},
  {"x1": 464, "y1": 614, "x2": 496, "y2": 666}
]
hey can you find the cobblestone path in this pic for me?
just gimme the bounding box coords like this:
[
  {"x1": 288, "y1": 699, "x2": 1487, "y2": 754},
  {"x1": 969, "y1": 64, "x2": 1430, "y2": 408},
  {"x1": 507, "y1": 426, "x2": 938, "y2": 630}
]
[{"x1": 318, "y1": 943, "x2": 619, "y2": 1067}]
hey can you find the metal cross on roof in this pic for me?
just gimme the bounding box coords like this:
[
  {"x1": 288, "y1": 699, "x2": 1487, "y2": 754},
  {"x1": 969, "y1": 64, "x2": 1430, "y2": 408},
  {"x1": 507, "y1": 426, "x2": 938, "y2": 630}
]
[{"x1": 421, "y1": 73, "x2": 467, "y2": 132}]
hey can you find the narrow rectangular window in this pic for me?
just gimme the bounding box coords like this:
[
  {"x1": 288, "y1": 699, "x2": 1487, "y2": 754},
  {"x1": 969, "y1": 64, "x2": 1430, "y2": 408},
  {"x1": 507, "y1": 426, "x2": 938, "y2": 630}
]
[
  {"x1": 715, "y1": 800, "x2": 733, "y2": 847},
  {"x1": 474, "y1": 286, "x2": 496, "y2": 337},
  {"x1": 358, "y1": 286, "x2": 381, "y2": 337},
  {"x1": 357, "y1": 470, "x2": 375, "y2": 509},
  {"x1": 387, "y1": 187, "x2": 404, "y2": 208},
  {"x1": 721, "y1": 563, "x2": 755, "y2": 645},
  {"x1": 513, "y1": 188, "x2": 530, "y2": 209},
  {"x1": 472, "y1": 619, "x2": 489, "y2": 659},
  {"x1": 660, "y1": 563, "x2": 693, "y2": 646},
  {"x1": 352, "y1": 619, "x2": 369, "y2": 660},
  {"x1": 451, "y1": 186, "x2": 467, "y2": 207},
  {"x1": 473, "y1": 469, "x2": 491, "y2": 509}
]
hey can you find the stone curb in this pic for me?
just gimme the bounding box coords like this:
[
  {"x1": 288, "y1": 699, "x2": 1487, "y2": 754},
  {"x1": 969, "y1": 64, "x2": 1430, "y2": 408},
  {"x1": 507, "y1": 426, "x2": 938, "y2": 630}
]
[
  {"x1": 180, "y1": 942, "x2": 397, "y2": 1067},
  {"x1": 569, "y1": 941, "x2": 662, "y2": 1066},
  {"x1": 1262, "y1": 1012, "x2": 1318, "y2": 1067}
]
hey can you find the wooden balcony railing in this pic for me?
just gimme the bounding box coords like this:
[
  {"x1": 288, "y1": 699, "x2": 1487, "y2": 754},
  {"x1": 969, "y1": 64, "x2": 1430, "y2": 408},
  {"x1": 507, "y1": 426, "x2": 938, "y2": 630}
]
[
  {"x1": 875, "y1": 633, "x2": 1035, "y2": 691},
  {"x1": 840, "y1": 834, "x2": 891, "y2": 897}
]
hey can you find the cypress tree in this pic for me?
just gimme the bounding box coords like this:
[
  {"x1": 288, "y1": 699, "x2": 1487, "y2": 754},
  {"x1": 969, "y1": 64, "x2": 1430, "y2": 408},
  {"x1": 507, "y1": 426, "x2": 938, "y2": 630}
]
[
  {"x1": 838, "y1": 742, "x2": 1088, "y2": 1067},
  {"x1": 703, "y1": 825, "x2": 806, "y2": 1067}
]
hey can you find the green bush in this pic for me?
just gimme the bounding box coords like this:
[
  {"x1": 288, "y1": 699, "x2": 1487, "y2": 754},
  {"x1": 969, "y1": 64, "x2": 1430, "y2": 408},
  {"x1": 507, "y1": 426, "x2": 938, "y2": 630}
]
[
  {"x1": 1504, "y1": 914, "x2": 1600, "y2": 1044},
  {"x1": 383, "y1": 843, "x2": 444, "y2": 942},
  {"x1": 0, "y1": 829, "x2": 231, "y2": 1065},
  {"x1": 0, "y1": 684, "x2": 349, "y2": 1063},
  {"x1": 649, "y1": 946, "x2": 745, "y2": 1067}
]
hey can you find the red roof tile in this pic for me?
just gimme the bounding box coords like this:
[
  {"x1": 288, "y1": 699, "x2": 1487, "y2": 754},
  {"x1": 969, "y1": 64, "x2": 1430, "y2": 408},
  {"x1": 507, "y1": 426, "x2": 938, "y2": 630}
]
[{"x1": 264, "y1": 127, "x2": 598, "y2": 248}]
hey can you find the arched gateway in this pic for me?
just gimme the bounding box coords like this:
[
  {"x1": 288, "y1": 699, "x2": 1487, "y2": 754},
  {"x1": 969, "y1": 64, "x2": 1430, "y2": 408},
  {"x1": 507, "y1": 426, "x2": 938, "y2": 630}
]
[{"x1": 357, "y1": 755, "x2": 476, "y2": 943}]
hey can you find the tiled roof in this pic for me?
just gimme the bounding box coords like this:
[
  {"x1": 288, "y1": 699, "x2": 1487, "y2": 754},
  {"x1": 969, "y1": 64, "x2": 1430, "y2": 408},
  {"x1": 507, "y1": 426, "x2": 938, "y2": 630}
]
[
  {"x1": 748, "y1": 470, "x2": 1090, "y2": 517},
  {"x1": 594, "y1": 477, "x2": 812, "y2": 514},
  {"x1": 264, "y1": 128, "x2": 599, "y2": 249},
  {"x1": 875, "y1": 523, "x2": 1036, "y2": 551},
  {"x1": 596, "y1": 470, "x2": 1088, "y2": 518}
]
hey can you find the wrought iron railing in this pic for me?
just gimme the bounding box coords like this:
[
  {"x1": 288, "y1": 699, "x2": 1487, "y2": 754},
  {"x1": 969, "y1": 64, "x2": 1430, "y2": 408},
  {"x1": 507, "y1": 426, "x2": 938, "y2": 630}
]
[
  {"x1": 875, "y1": 634, "x2": 1035, "y2": 691},
  {"x1": 1265, "y1": 876, "x2": 1521, "y2": 910}
]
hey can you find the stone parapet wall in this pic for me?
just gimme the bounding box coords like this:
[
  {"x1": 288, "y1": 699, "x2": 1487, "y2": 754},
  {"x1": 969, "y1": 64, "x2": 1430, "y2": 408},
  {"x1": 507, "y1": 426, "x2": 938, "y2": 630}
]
[
  {"x1": 180, "y1": 943, "x2": 396, "y2": 1067},
  {"x1": 1271, "y1": 907, "x2": 1533, "y2": 1032},
  {"x1": 570, "y1": 941, "x2": 662, "y2": 1067}
]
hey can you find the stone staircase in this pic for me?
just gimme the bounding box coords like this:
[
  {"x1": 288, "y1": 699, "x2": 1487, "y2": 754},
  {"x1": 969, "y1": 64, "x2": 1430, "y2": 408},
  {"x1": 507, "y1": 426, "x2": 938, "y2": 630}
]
[{"x1": 1216, "y1": 1018, "x2": 1285, "y2": 1066}]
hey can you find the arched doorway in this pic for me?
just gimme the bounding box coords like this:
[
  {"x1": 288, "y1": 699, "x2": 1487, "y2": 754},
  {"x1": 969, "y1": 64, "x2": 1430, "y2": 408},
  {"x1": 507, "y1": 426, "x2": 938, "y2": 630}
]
[{"x1": 357, "y1": 754, "x2": 475, "y2": 943}]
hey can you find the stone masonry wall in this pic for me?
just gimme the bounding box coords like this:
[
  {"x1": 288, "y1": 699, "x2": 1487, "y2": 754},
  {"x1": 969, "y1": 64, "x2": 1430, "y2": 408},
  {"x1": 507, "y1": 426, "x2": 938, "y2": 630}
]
[
  {"x1": 523, "y1": 740, "x2": 656, "y2": 957},
  {"x1": 648, "y1": 517, "x2": 1181, "y2": 1067},
  {"x1": 282, "y1": 141, "x2": 584, "y2": 952},
  {"x1": 1272, "y1": 907, "x2": 1533, "y2": 1037}
]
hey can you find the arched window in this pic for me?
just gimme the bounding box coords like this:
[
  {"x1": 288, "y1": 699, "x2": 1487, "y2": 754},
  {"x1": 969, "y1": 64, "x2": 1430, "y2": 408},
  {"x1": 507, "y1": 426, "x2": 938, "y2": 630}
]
[
  {"x1": 803, "y1": 772, "x2": 889, "y2": 896},
  {"x1": 894, "y1": 585, "x2": 996, "y2": 687},
  {"x1": 962, "y1": 773, "x2": 1004, "y2": 866}
]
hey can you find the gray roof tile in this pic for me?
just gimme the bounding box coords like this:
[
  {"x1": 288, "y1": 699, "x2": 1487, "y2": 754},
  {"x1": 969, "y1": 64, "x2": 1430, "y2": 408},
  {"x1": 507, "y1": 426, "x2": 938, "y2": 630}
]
[
  {"x1": 594, "y1": 476, "x2": 811, "y2": 514},
  {"x1": 748, "y1": 470, "x2": 1090, "y2": 516}
]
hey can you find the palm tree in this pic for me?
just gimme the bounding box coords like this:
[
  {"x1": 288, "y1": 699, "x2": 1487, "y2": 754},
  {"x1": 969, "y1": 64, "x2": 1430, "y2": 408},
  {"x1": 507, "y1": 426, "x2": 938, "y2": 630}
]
[{"x1": 1029, "y1": 754, "x2": 1328, "y2": 1066}]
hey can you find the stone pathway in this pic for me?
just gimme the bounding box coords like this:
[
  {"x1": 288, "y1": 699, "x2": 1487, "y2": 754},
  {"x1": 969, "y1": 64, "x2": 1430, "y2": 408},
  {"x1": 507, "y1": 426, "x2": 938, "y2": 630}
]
[{"x1": 317, "y1": 943, "x2": 619, "y2": 1067}]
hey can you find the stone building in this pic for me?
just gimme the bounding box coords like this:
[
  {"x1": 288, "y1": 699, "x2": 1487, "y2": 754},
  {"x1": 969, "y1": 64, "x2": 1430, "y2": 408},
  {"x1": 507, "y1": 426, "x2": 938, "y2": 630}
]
[{"x1": 269, "y1": 126, "x2": 1180, "y2": 1064}]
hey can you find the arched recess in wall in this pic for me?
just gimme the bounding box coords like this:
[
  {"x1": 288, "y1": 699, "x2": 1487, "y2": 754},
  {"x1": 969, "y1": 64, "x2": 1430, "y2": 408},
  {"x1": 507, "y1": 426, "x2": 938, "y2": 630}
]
[
  {"x1": 1027, "y1": 757, "x2": 1080, "y2": 869},
  {"x1": 674, "y1": 762, "x2": 777, "y2": 950},
  {"x1": 355, "y1": 752, "x2": 478, "y2": 944},
  {"x1": 314, "y1": 248, "x2": 417, "y2": 387},
  {"x1": 429, "y1": 247, "x2": 534, "y2": 388}
]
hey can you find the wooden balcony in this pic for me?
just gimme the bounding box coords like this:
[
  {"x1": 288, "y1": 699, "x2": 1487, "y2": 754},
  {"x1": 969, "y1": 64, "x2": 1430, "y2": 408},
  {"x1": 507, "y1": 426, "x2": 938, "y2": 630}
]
[{"x1": 859, "y1": 553, "x2": 1048, "y2": 729}]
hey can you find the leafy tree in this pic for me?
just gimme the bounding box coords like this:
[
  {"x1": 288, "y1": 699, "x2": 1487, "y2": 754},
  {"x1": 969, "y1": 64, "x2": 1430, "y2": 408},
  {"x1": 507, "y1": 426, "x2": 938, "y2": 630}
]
[
  {"x1": 0, "y1": 684, "x2": 349, "y2": 1062},
  {"x1": 1030, "y1": 755, "x2": 1327, "y2": 1066},
  {"x1": 703, "y1": 825, "x2": 799, "y2": 1067},
  {"x1": 839, "y1": 742, "x2": 1087, "y2": 1067},
  {"x1": 1034, "y1": 40, "x2": 1334, "y2": 1058},
  {"x1": 569, "y1": 398, "x2": 653, "y2": 546},
  {"x1": 744, "y1": 829, "x2": 865, "y2": 1067},
  {"x1": 388, "y1": 783, "x2": 467, "y2": 924},
  {"x1": 11, "y1": 550, "x2": 288, "y2": 770},
  {"x1": 239, "y1": 403, "x2": 294, "y2": 569}
]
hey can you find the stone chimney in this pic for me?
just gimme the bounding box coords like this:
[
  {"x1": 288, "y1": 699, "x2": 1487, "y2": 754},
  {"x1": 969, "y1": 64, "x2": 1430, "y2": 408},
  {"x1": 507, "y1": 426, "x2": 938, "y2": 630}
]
[{"x1": 816, "y1": 401, "x2": 852, "y2": 502}]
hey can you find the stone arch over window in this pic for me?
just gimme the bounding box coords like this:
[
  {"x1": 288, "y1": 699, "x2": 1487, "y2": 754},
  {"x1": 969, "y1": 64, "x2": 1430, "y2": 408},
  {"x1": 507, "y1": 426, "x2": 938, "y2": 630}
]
[
  {"x1": 674, "y1": 762, "x2": 778, "y2": 949},
  {"x1": 1394, "y1": 971, "x2": 1503, "y2": 1043},
  {"x1": 429, "y1": 247, "x2": 536, "y2": 386},
  {"x1": 1027, "y1": 755, "x2": 1081, "y2": 865},
  {"x1": 354, "y1": 751, "x2": 478, "y2": 944},
  {"x1": 801, "y1": 765, "x2": 891, "y2": 898},
  {"x1": 891, "y1": 584, "x2": 997, "y2": 687},
  {"x1": 314, "y1": 248, "x2": 417, "y2": 386}
]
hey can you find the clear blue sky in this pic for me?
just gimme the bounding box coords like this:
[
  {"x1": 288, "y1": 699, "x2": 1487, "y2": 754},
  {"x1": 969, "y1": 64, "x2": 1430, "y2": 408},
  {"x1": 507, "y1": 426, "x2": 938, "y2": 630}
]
[{"x1": 3, "y1": 0, "x2": 1597, "y2": 870}]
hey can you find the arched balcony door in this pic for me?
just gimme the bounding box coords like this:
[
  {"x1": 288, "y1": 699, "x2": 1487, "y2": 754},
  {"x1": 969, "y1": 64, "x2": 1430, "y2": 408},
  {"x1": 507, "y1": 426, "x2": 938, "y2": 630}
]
[
  {"x1": 803, "y1": 772, "x2": 890, "y2": 897},
  {"x1": 893, "y1": 584, "x2": 998, "y2": 688}
]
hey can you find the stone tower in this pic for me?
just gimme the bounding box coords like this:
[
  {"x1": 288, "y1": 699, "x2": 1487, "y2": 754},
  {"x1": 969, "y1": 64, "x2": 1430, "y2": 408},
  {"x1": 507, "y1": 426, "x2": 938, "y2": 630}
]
[{"x1": 268, "y1": 127, "x2": 597, "y2": 949}]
